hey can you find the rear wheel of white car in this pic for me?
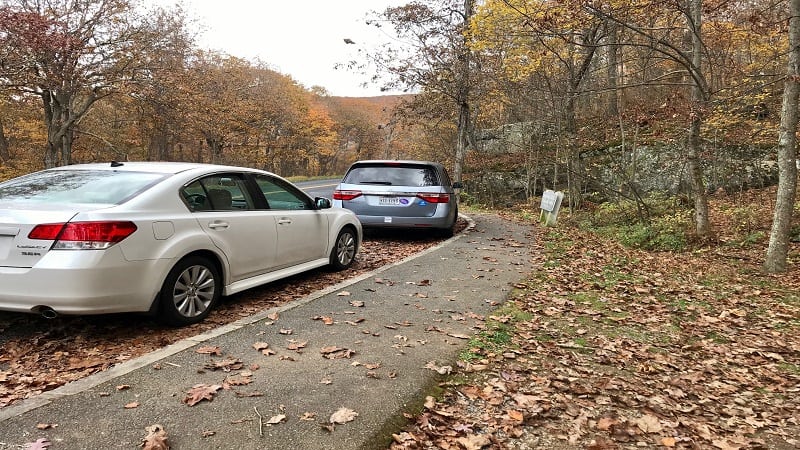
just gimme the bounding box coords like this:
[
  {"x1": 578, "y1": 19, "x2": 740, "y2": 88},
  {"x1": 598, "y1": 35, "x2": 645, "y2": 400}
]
[
  {"x1": 330, "y1": 228, "x2": 357, "y2": 271},
  {"x1": 158, "y1": 256, "x2": 221, "y2": 326}
]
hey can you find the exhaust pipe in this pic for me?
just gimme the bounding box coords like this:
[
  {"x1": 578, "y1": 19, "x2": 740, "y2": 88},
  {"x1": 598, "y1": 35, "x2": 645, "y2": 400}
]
[{"x1": 39, "y1": 307, "x2": 58, "y2": 319}]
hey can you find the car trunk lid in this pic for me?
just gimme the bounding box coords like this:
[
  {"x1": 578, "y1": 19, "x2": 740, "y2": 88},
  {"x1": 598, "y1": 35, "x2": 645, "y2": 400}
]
[{"x1": 0, "y1": 206, "x2": 80, "y2": 268}]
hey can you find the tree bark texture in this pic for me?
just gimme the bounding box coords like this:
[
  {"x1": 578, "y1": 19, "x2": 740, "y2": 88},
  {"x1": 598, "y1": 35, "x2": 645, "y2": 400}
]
[
  {"x1": 0, "y1": 115, "x2": 10, "y2": 163},
  {"x1": 686, "y1": 0, "x2": 711, "y2": 237},
  {"x1": 606, "y1": 20, "x2": 619, "y2": 117},
  {"x1": 453, "y1": 0, "x2": 475, "y2": 185},
  {"x1": 764, "y1": 0, "x2": 800, "y2": 272}
]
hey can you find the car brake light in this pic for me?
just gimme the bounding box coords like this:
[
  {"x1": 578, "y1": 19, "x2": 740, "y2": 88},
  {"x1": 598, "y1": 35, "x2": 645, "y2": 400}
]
[
  {"x1": 417, "y1": 193, "x2": 450, "y2": 203},
  {"x1": 29, "y1": 221, "x2": 138, "y2": 250},
  {"x1": 333, "y1": 190, "x2": 362, "y2": 201}
]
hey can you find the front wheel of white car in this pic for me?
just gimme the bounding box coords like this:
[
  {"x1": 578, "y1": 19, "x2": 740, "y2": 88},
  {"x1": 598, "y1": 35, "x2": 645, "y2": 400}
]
[
  {"x1": 158, "y1": 256, "x2": 221, "y2": 326},
  {"x1": 330, "y1": 228, "x2": 357, "y2": 271}
]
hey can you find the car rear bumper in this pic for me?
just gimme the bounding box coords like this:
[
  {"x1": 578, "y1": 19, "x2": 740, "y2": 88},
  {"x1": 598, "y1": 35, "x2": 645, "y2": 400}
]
[
  {"x1": 356, "y1": 214, "x2": 454, "y2": 229},
  {"x1": 0, "y1": 248, "x2": 172, "y2": 315}
]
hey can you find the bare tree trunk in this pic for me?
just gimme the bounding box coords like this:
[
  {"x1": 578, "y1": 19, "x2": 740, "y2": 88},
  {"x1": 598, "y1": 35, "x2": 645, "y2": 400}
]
[
  {"x1": 40, "y1": 89, "x2": 97, "y2": 168},
  {"x1": 453, "y1": 0, "x2": 475, "y2": 186},
  {"x1": 0, "y1": 115, "x2": 11, "y2": 163},
  {"x1": 61, "y1": 127, "x2": 73, "y2": 166},
  {"x1": 687, "y1": 0, "x2": 710, "y2": 237},
  {"x1": 606, "y1": 20, "x2": 619, "y2": 117},
  {"x1": 764, "y1": 0, "x2": 800, "y2": 272},
  {"x1": 206, "y1": 136, "x2": 223, "y2": 164}
]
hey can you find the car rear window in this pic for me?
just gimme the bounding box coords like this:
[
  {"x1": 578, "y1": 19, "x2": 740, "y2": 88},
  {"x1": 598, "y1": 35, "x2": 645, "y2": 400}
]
[
  {"x1": 0, "y1": 169, "x2": 167, "y2": 205},
  {"x1": 342, "y1": 164, "x2": 440, "y2": 187}
]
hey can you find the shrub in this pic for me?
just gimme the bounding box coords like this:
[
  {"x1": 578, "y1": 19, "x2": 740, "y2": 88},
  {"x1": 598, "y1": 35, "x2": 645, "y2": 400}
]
[{"x1": 581, "y1": 194, "x2": 692, "y2": 251}]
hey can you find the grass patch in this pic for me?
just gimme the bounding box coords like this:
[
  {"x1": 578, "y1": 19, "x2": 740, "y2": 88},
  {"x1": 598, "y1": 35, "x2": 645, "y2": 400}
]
[
  {"x1": 778, "y1": 294, "x2": 800, "y2": 307},
  {"x1": 704, "y1": 331, "x2": 730, "y2": 344},
  {"x1": 459, "y1": 304, "x2": 530, "y2": 362},
  {"x1": 777, "y1": 363, "x2": 800, "y2": 375}
]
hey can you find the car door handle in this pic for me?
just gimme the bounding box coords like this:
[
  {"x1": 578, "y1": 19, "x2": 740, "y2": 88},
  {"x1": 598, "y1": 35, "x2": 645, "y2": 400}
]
[
  {"x1": 277, "y1": 218, "x2": 292, "y2": 225},
  {"x1": 208, "y1": 221, "x2": 230, "y2": 230}
]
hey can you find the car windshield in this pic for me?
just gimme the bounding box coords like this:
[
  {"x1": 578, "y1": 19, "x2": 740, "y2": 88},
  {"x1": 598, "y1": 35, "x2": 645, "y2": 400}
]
[
  {"x1": 343, "y1": 164, "x2": 439, "y2": 187},
  {"x1": 0, "y1": 169, "x2": 168, "y2": 205}
]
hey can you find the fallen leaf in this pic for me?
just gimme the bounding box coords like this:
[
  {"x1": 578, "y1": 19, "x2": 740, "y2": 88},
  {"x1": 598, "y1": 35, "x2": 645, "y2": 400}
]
[
  {"x1": 224, "y1": 374, "x2": 252, "y2": 386},
  {"x1": 456, "y1": 433, "x2": 491, "y2": 450},
  {"x1": 196, "y1": 346, "x2": 222, "y2": 355},
  {"x1": 330, "y1": 407, "x2": 358, "y2": 424},
  {"x1": 124, "y1": 402, "x2": 140, "y2": 409},
  {"x1": 423, "y1": 361, "x2": 452, "y2": 374},
  {"x1": 25, "y1": 438, "x2": 51, "y2": 450},
  {"x1": 266, "y1": 414, "x2": 286, "y2": 425},
  {"x1": 141, "y1": 424, "x2": 168, "y2": 450},
  {"x1": 287, "y1": 340, "x2": 307, "y2": 351},
  {"x1": 204, "y1": 359, "x2": 243, "y2": 372},
  {"x1": 636, "y1": 414, "x2": 663, "y2": 433},
  {"x1": 596, "y1": 417, "x2": 618, "y2": 431},
  {"x1": 320, "y1": 346, "x2": 355, "y2": 359},
  {"x1": 183, "y1": 384, "x2": 222, "y2": 406},
  {"x1": 506, "y1": 409, "x2": 524, "y2": 422}
]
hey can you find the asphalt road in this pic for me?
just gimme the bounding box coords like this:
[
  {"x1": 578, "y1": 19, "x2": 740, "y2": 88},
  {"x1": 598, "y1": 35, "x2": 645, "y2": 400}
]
[
  {"x1": 295, "y1": 179, "x2": 340, "y2": 199},
  {"x1": 0, "y1": 213, "x2": 535, "y2": 450}
]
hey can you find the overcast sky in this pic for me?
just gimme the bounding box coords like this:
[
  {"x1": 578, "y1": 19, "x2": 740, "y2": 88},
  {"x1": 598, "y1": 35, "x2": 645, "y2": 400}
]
[{"x1": 145, "y1": 0, "x2": 409, "y2": 97}]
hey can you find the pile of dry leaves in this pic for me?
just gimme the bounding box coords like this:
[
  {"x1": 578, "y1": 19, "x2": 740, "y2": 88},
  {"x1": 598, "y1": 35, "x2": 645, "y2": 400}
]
[{"x1": 391, "y1": 189, "x2": 799, "y2": 449}]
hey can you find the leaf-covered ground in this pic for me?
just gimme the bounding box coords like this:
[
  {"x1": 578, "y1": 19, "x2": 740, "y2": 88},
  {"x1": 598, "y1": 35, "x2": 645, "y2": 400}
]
[
  {"x1": 391, "y1": 189, "x2": 800, "y2": 450},
  {"x1": 0, "y1": 225, "x2": 465, "y2": 409}
]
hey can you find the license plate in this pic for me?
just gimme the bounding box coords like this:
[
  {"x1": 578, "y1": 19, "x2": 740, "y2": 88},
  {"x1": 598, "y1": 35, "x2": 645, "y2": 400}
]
[{"x1": 378, "y1": 196, "x2": 402, "y2": 206}]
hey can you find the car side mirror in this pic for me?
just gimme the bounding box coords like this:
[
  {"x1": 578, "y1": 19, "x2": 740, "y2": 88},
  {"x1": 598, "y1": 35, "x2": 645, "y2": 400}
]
[
  {"x1": 315, "y1": 197, "x2": 331, "y2": 209},
  {"x1": 452, "y1": 181, "x2": 463, "y2": 189}
]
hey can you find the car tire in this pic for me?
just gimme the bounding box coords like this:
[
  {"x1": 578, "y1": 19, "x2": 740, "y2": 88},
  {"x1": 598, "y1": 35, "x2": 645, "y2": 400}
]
[
  {"x1": 330, "y1": 227, "x2": 357, "y2": 271},
  {"x1": 157, "y1": 256, "x2": 221, "y2": 326},
  {"x1": 435, "y1": 207, "x2": 458, "y2": 238}
]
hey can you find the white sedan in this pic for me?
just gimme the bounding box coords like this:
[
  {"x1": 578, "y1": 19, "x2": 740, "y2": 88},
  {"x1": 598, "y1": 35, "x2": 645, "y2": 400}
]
[{"x1": 0, "y1": 162, "x2": 361, "y2": 326}]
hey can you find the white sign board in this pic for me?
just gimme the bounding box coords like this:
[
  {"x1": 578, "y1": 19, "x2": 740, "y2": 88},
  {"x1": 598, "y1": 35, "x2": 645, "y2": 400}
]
[
  {"x1": 540, "y1": 190, "x2": 558, "y2": 212},
  {"x1": 539, "y1": 190, "x2": 564, "y2": 226}
]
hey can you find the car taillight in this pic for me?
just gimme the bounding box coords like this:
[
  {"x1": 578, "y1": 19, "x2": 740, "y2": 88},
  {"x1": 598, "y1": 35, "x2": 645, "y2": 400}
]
[
  {"x1": 29, "y1": 221, "x2": 138, "y2": 250},
  {"x1": 333, "y1": 190, "x2": 362, "y2": 201},
  {"x1": 417, "y1": 193, "x2": 450, "y2": 203}
]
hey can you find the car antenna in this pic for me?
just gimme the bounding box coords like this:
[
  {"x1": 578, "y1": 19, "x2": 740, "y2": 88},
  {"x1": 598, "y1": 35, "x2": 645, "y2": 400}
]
[{"x1": 110, "y1": 161, "x2": 124, "y2": 167}]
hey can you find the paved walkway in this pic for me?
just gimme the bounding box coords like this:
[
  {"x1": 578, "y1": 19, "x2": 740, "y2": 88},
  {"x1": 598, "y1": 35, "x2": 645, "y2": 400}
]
[{"x1": 0, "y1": 213, "x2": 535, "y2": 450}]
